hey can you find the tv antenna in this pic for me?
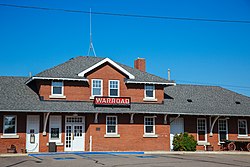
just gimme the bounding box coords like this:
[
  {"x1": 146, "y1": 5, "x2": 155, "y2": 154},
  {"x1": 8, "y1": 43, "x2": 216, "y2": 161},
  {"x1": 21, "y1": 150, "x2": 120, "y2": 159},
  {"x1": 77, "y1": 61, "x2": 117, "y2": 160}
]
[{"x1": 87, "y1": 8, "x2": 97, "y2": 57}]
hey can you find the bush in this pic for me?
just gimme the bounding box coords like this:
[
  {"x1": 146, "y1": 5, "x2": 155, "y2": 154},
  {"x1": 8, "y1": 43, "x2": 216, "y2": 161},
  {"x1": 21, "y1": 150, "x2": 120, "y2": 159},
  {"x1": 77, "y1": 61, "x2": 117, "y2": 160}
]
[{"x1": 173, "y1": 132, "x2": 197, "y2": 151}]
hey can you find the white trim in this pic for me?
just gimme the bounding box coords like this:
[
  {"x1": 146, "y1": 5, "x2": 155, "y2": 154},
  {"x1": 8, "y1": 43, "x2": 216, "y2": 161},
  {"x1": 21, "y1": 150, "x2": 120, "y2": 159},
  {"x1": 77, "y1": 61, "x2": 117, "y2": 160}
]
[
  {"x1": 78, "y1": 58, "x2": 135, "y2": 79},
  {"x1": 108, "y1": 80, "x2": 120, "y2": 97},
  {"x1": 197, "y1": 118, "x2": 207, "y2": 142},
  {"x1": 143, "y1": 98, "x2": 158, "y2": 102},
  {"x1": 1, "y1": 135, "x2": 19, "y2": 139},
  {"x1": 91, "y1": 79, "x2": 103, "y2": 97},
  {"x1": 238, "y1": 119, "x2": 248, "y2": 137},
  {"x1": 46, "y1": 142, "x2": 64, "y2": 146},
  {"x1": 106, "y1": 115, "x2": 118, "y2": 135},
  {"x1": 49, "y1": 115, "x2": 62, "y2": 144},
  {"x1": 126, "y1": 80, "x2": 176, "y2": 86},
  {"x1": 51, "y1": 81, "x2": 64, "y2": 96},
  {"x1": 237, "y1": 136, "x2": 250, "y2": 139},
  {"x1": 218, "y1": 119, "x2": 228, "y2": 143},
  {"x1": 144, "y1": 84, "x2": 155, "y2": 100},
  {"x1": 143, "y1": 134, "x2": 158, "y2": 138},
  {"x1": 2, "y1": 110, "x2": 250, "y2": 117},
  {"x1": 144, "y1": 116, "x2": 156, "y2": 135},
  {"x1": 3, "y1": 115, "x2": 17, "y2": 135},
  {"x1": 49, "y1": 95, "x2": 66, "y2": 99},
  {"x1": 104, "y1": 134, "x2": 120, "y2": 138},
  {"x1": 25, "y1": 76, "x2": 88, "y2": 84}
]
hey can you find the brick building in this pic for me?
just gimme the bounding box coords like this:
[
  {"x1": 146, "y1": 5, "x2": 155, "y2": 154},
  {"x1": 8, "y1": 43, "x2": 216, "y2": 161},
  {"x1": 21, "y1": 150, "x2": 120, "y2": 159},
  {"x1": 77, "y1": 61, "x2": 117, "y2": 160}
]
[{"x1": 0, "y1": 56, "x2": 250, "y2": 153}]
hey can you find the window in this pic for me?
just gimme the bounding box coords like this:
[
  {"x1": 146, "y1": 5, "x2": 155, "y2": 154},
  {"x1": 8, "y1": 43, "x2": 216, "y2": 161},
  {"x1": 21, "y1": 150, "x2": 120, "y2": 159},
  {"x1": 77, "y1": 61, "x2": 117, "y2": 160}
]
[
  {"x1": 145, "y1": 85, "x2": 155, "y2": 99},
  {"x1": 52, "y1": 81, "x2": 63, "y2": 95},
  {"x1": 106, "y1": 116, "x2": 117, "y2": 134},
  {"x1": 197, "y1": 118, "x2": 206, "y2": 142},
  {"x1": 144, "y1": 116, "x2": 155, "y2": 134},
  {"x1": 49, "y1": 116, "x2": 62, "y2": 143},
  {"x1": 3, "y1": 115, "x2": 17, "y2": 134},
  {"x1": 109, "y1": 80, "x2": 119, "y2": 97},
  {"x1": 218, "y1": 119, "x2": 228, "y2": 142},
  {"x1": 238, "y1": 119, "x2": 248, "y2": 136},
  {"x1": 92, "y1": 79, "x2": 103, "y2": 97}
]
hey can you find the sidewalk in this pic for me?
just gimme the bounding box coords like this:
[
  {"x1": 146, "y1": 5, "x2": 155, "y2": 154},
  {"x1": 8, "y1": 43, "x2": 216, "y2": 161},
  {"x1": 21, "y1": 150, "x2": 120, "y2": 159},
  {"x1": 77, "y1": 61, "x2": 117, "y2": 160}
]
[{"x1": 1, "y1": 151, "x2": 250, "y2": 157}]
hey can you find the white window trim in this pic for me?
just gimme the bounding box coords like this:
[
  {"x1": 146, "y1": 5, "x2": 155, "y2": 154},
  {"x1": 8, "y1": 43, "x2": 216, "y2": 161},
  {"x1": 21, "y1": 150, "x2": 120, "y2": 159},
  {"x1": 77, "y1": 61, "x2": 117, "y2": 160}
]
[
  {"x1": 144, "y1": 116, "x2": 156, "y2": 135},
  {"x1": 50, "y1": 81, "x2": 65, "y2": 98},
  {"x1": 3, "y1": 115, "x2": 17, "y2": 135},
  {"x1": 49, "y1": 115, "x2": 62, "y2": 144},
  {"x1": 144, "y1": 84, "x2": 156, "y2": 101},
  {"x1": 238, "y1": 119, "x2": 248, "y2": 137},
  {"x1": 218, "y1": 119, "x2": 228, "y2": 143},
  {"x1": 106, "y1": 116, "x2": 118, "y2": 135},
  {"x1": 108, "y1": 80, "x2": 120, "y2": 97},
  {"x1": 91, "y1": 79, "x2": 103, "y2": 98},
  {"x1": 197, "y1": 118, "x2": 207, "y2": 144}
]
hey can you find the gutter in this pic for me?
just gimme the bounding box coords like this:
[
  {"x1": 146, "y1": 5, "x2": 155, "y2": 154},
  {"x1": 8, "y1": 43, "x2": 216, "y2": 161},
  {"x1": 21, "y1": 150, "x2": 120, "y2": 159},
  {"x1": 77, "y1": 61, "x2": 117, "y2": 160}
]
[
  {"x1": 25, "y1": 77, "x2": 89, "y2": 84},
  {"x1": 126, "y1": 80, "x2": 176, "y2": 86},
  {"x1": 1, "y1": 110, "x2": 250, "y2": 117}
]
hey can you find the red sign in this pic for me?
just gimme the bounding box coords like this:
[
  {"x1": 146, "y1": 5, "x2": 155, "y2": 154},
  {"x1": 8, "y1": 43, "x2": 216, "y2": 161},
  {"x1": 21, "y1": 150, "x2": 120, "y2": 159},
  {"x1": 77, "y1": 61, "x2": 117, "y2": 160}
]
[{"x1": 94, "y1": 97, "x2": 131, "y2": 106}]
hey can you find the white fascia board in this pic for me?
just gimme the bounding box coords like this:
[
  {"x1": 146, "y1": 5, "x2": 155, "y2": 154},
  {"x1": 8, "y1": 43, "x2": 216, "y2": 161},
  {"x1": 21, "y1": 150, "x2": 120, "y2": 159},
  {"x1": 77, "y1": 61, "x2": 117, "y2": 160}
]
[
  {"x1": 25, "y1": 76, "x2": 88, "y2": 84},
  {"x1": 126, "y1": 80, "x2": 176, "y2": 86},
  {"x1": 77, "y1": 58, "x2": 135, "y2": 79},
  {"x1": 2, "y1": 110, "x2": 250, "y2": 117}
]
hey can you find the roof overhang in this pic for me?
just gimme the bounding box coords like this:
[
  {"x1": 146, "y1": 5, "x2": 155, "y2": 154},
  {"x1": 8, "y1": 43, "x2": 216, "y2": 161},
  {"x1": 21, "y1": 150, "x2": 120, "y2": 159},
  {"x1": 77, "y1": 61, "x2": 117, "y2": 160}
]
[
  {"x1": 1, "y1": 110, "x2": 250, "y2": 117},
  {"x1": 125, "y1": 80, "x2": 176, "y2": 86},
  {"x1": 78, "y1": 58, "x2": 135, "y2": 79},
  {"x1": 25, "y1": 76, "x2": 89, "y2": 84}
]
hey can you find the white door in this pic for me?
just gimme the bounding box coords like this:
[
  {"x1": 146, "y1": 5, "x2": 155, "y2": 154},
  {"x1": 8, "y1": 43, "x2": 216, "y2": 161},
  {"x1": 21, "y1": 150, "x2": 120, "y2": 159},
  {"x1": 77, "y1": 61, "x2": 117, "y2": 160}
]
[
  {"x1": 26, "y1": 115, "x2": 40, "y2": 152},
  {"x1": 65, "y1": 116, "x2": 85, "y2": 151},
  {"x1": 170, "y1": 117, "x2": 184, "y2": 150}
]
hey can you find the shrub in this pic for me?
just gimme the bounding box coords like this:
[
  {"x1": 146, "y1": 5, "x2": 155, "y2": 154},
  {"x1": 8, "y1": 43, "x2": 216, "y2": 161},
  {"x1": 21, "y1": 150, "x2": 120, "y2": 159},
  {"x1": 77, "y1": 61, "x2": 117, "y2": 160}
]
[{"x1": 173, "y1": 132, "x2": 197, "y2": 151}]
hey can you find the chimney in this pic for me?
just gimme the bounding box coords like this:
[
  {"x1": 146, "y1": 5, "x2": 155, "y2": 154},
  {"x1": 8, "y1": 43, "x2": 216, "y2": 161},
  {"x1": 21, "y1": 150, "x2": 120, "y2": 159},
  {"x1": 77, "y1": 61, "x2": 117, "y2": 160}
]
[{"x1": 134, "y1": 58, "x2": 146, "y2": 72}]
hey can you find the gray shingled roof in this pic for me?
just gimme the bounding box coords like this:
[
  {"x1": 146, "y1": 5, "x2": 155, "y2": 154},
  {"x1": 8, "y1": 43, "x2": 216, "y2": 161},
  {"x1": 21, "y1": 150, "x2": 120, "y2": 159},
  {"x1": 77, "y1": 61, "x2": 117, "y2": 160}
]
[
  {"x1": 1, "y1": 76, "x2": 250, "y2": 116},
  {"x1": 164, "y1": 85, "x2": 250, "y2": 116},
  {"x1": 35, "y1": 56, "x2": 173, "y2": 83}
]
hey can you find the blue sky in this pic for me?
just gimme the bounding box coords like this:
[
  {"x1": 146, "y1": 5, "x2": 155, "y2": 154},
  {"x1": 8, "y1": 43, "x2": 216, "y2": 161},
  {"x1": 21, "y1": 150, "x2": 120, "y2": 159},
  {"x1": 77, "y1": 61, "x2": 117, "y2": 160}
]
[{"x1": 0, "y1": 0, "x2": 250, "y2": 96}]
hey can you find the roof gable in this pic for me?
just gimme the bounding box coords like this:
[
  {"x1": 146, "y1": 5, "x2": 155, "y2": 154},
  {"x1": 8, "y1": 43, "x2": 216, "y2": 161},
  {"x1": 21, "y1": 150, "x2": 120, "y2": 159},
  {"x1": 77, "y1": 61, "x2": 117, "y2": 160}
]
[{"x1": 77, "y1": 58, "x2": 135, "y2": 79}]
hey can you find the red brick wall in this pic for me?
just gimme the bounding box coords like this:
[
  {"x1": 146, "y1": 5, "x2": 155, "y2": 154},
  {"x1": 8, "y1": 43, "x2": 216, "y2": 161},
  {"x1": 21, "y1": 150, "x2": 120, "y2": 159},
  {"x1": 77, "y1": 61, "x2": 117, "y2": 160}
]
[
  {"x1": 0, "y1": 112, "x2": 26, "y2": 153},
  {"x1": 1, "y1": 113, "x2": 250, "y2": 153},
  {"x1": 37, "y1": 63, "x2": 165, "y2": 103},
  {"x1": 85, "y1": 114, "x2": 170, "y2": 151},
  {"x1": 183, "y1": 116, "x2": 250, "y2": 151}
]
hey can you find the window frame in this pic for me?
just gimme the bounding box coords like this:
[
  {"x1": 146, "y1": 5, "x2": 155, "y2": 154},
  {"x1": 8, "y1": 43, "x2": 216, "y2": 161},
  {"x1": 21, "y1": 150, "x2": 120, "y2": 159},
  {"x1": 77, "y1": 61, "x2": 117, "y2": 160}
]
[
  {"x1": 197, "y1": 118, "x2": 207, "y2": 142},
  {"x1": 3, "y1": 115, "x2": 17, "y2": 135},
  {"x1": 144, "y1": 84, "x2": 155, "y2": 99},
  {"x1": 238, "y1": 119, "x2": 248, "y2": 137},
  {"x1": 51, "y1": 81, "x2": 64, "y2": 96},
  {"x1": 91, "y1": 79, "x2": 103, "y2": 97},
  {"x1": 144, "y1": 116, "x2": 156, "y2": 135},
  {"x1": 106, "y1": 116, "x2": 118, "y2": 135},
  {"x1": 49, "y1": 115, "x2": 62, "y2": 143},
  {"x1": 218, "y1": 119, "x2": 228, "y2": 143},
  {"x1": 108, "y1": 80, "x2": 120, "y2": 97}
]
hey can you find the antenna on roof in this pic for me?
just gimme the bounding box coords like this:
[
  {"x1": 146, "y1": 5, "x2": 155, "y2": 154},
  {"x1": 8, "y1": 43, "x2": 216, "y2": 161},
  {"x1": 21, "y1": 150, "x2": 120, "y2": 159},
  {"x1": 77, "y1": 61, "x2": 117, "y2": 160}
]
[{"x1": 87, "y1": 8, "x2": 97, "y2": 57}]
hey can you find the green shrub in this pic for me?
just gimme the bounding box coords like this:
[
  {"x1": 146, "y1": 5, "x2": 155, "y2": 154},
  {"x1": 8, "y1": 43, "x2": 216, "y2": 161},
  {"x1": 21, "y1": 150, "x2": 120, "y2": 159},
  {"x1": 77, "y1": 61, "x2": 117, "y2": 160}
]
[{"x1": 173, "y1": 132, "x2": 197, "y2": 151}]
